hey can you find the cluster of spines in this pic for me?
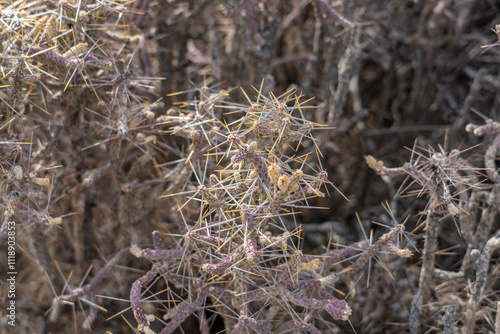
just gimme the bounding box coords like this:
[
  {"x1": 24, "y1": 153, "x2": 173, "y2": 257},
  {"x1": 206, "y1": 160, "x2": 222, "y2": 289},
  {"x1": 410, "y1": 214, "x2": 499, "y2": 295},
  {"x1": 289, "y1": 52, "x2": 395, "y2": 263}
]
[
  {"x1": 0, "y1": 1, "x2": 168, "y2": 331},
  {"x1": 366, "y1": 118, "x2": 500, "y2": 332},
  {"x1": 127, "y1": 85, "x2": 411, "y2": 333}
]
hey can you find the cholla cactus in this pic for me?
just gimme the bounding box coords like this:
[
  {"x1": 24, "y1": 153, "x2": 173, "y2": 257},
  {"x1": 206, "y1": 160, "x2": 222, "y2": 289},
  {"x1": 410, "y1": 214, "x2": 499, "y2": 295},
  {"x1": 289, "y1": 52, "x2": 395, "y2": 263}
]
[
  {"x1": 0, "y1": 0, "x2": 162, "y2": 327},
  {"x1": 366, "y1": 136, "x2": 498, "y2": 333},
  {"x1": 0, "y1": 0, "x2": 163, "y2": 228},
  {"x1": 130, "y1": 84, "x2": 411, "y2": 333}
]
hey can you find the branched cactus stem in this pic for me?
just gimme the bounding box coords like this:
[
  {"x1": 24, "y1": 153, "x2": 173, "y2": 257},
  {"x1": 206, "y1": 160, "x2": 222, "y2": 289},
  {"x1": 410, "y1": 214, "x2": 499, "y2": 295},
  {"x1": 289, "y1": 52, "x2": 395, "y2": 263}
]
[
  {"x1": 419, "y1": 211, "x2": 439, "y2": 303},
  {"x1": 464, "y1": 231, "x2": 500, "y2": 334},
  {"x1": 130, "y1": 244, "x2": 185, "y2": 261},
  {"x1": 496, "y1": 300, "x2": 500, "y2": 334},
  {"x1": 433, "y1": 268, "x2": 464, "y2": 279},
  {"x1": 410, "y1": 294, "x2": 423, "y2": 334},
  {"x1": 83, "y1": 294, "x2": 99, "y2": 330},
  {"x1": 152, "y1": 230, "x2": 164, "y2": 250},
  {"x1": 382, "y1": 166, "x2": 407, "y2": 177},
  {"x1": 232, "y1": 315, "x2": 273, "y2": 334},
  {"x1": 316, "y1": 0, "x2": 354, "y2": 28},
  {"x1": 160, "y1": 293, "x2": 205, "y2": 334},
  {"x1": 403, "y1": 162, "x2": 432, "y2": 191},
  {"x1": 323, "y1": 239, "x2": 368, "y2": 269},
  {"x1": 277, "y1": 283, "x2": 351, "y2": 321},
  {"x1": 476, "y1": 182, "x2": 500, "y2": 249},
  {"x1": 131, "y1": 268, "x2": 159, "y2": 331},
  {"x1": 466, "y1": 119, "x2": 500, "y2": 136},
  {"x1": 461, "y1": 177, "x2": 500, "y2": 275},
  {"x1": 464, "y1": 249, "x2": 485, "y2": 334},
  {"x1": 443, "y1": 306, "x2": 457, "y2": 334},
  {"x1": 201, "y1": 244, "x2": 244, "y2": 274},
  {"x1": 411, "y1": 210, "x2": 439, "y2": 333},
  {"x1": 338, "y1": 224, "x2": 408, "y2": 278},
  {"x1": 297, "y1": 322, "x2": 322, "y2": 334},
  {"x1": 56, "y1": 247, "x2": 130, "y2": 327},
  {"x1": 485, "y1": 134, "x2": 500, "y2": 182},
  {"x1": 241, "y1": 205, "x2": 259, "y2": 265}
]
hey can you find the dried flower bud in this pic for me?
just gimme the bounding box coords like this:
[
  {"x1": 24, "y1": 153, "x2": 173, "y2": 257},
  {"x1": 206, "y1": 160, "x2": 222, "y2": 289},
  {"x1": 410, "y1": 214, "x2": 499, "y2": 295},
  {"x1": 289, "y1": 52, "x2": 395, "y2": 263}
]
[
  {"x1": 365, "y1": 155, "x2": 384, "y2": 173},
  {"x1": 397, "y1": 249, "x2": 412, "y2": 257},
  {"x1": 268, "y1": 163, "x2": 280, "y2": 186},
  {"x1": 130, "y1": 244, "x2": 142, "y2": 258},
  {"x1": 234, "y1": 171, "x2": 242, "y2": 182},
  {"x1": 248, "y1": 141, "x2": 258, "y2": 152},
  {"x1": 299, "y1": 258, "x2": 322, "y2": 271},
  {"x1": 33, "y1": 177, "x2": 50, "y2": 187},
  {"x1": 44, "y1": 217, "x2": 63, "y2": 225},
  {"x1": 465, "y1": 124, "x2": 477, "y2": 133},
  {"x1": 288, "y1": 170, "x2": 303, "y2": 193},
  {"x1": 63, "y1": 43, "x2": 89, "y2": 59}
]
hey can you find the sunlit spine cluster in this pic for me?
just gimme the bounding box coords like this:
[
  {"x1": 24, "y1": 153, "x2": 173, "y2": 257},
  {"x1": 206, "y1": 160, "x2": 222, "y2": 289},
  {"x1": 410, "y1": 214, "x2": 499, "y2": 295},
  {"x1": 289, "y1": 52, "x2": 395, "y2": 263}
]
[{"x1": 128, "y1": 84, "x2": 411, "y2": 334}]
